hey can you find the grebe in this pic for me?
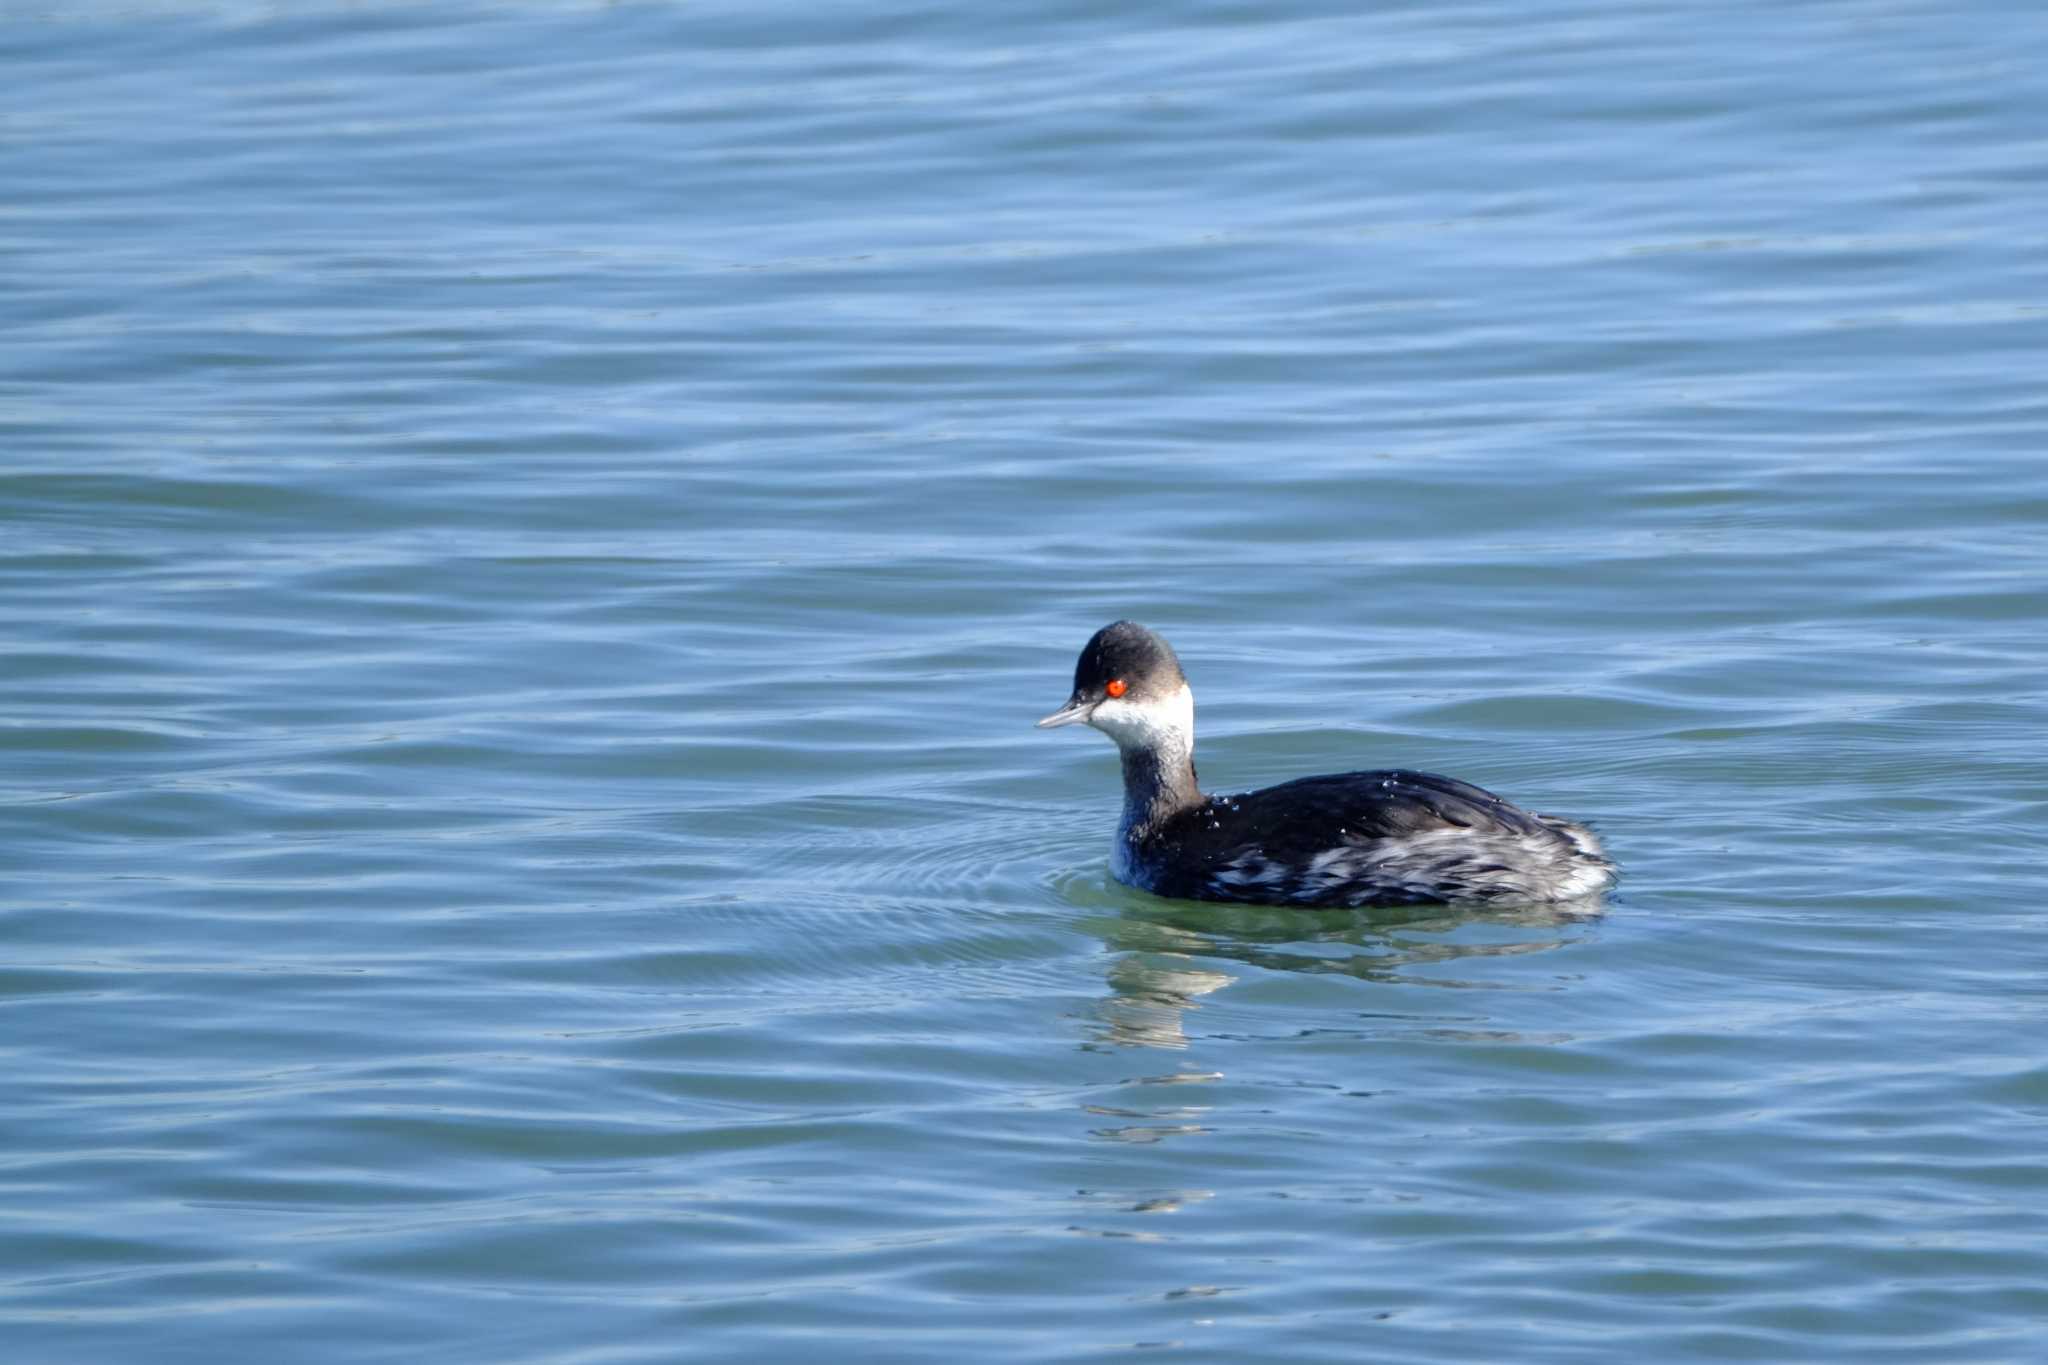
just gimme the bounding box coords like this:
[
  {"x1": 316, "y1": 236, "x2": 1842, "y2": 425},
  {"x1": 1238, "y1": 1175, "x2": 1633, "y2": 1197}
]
[{"x1": 1038, "y1": 621, "x2": 1615, "y2": 907}]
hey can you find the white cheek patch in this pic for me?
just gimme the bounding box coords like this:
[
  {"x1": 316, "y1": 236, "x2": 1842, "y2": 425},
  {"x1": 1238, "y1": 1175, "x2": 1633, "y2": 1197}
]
[
  {"x1": 1086, "y1": 695, "x2": 1139, "y2": 737},
  {"x1": 1088, "y1": 684, "x2": 1194, "y2": 751}
]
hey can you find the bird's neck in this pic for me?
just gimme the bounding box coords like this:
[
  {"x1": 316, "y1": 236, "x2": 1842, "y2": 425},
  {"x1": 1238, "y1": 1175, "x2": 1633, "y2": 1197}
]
[{"x1": 1117, "y1": 730, "x2": 1202, "y2": 842}]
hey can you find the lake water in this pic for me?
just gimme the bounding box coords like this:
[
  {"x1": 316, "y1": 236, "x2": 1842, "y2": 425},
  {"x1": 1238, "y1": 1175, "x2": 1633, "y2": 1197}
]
[{"x1": 6, "y1": 2, "x2": 2047, "y2": 1360}]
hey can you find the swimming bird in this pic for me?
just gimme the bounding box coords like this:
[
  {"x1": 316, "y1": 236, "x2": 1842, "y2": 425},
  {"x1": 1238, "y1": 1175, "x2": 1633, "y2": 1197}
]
[{"x1": 1038, "y1": 621, "x2": 1615, "y2": 907}]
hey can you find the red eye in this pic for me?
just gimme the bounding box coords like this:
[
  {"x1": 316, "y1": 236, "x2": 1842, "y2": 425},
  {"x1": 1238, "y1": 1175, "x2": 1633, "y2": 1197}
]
[{"x1": 1105, "y1": 679, "x2": 1128, "y2": 698}]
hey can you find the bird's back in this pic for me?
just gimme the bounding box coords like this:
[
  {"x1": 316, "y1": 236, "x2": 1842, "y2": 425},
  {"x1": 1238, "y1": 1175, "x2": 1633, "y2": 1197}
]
[{"x1": 1132, "y1": 769, "x2": 1613, "y2": 907}]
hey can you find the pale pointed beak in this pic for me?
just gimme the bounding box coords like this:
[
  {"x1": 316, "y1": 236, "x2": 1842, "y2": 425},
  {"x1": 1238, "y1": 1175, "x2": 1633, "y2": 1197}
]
[{"x1": 1035, "y1": 696, "x2": 1094, "y2": 729}]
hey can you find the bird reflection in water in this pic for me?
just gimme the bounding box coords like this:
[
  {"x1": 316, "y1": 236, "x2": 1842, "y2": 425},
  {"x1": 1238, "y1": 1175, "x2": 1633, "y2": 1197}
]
[{"x1": 1081, "y1": 898, "x2": 1602, "y2": 1050}]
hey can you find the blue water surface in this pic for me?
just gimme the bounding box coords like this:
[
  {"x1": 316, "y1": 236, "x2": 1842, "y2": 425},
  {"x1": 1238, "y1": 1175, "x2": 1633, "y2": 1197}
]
[{"x1": 5, "y1": 2, "x2": 2047, "y2": 1361}]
